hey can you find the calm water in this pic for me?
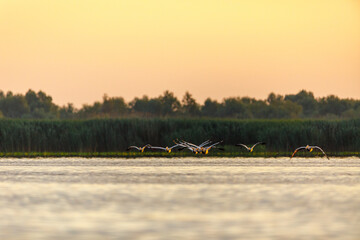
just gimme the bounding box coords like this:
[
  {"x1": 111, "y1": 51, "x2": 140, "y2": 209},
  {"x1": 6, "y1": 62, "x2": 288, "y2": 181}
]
[{"x1": 0, "y1": 157, "x2": 359, "y2": 240}]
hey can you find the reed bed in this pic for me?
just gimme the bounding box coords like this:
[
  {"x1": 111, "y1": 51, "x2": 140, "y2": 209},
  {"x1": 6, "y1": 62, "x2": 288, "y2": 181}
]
[{"x1": 0, "y1": 118, "x2": 359, "y2": 153}]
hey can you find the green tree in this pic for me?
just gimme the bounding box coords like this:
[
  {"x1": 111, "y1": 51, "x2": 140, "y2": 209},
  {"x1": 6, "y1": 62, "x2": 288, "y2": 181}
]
[
  {"x1": 220, "y1": 97, "x2": 249, "y2": 118},
  {"x1": 0, "y1": 93, "x2": 30, "y2": 118},
  {"x1": 318, "y1": 95, "x2": 350, "y2": 117},
  {"x1": 101, "y1": 94, "x2": 128, "y2": 118},
  {"x1": 201, "y1": 98, "x2": 221, "y2": 117},
  {"x1": 59, "y1": 103, "x2": 76, "y2": 119},
  {"x1": 24, "y1": 89, "x2": 58, "y2": 118},
  {"x1": 285, "y1": 90, "x2": 318, "y2": 117},
  {"x1": 266, "y1": 93, "x2": 302, "y2": 118},
  {"x1": 77, "y1": 102, "x2": 102, "y2": 119},
  {"x1": 158, "y1": 90, "x2": 180, "y2": 116},
  {"x1": 182, "y1": 91, "x2": 200, "y2": 116}
]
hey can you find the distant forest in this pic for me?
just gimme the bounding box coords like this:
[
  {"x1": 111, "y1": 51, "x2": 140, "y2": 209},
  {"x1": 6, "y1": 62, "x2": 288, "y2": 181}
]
[{"x1": 0, "y1": 89, "x2": 359, "y2": 119}]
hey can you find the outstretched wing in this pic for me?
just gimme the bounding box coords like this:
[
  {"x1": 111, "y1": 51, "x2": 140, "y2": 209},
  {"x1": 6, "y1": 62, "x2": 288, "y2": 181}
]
[
  {"x1": 291, "y1": 146, "x2": 306, "y2": 158},
  {"x1": 199, "y1": 139, "x2": 212, "y2": 147},
  {"x1": 169, "y1": 144, "x2": 182, "y2": 150},
  {"x1": 252, "y1": 142, "x2": 266, "y2": 149},
  {"x1": 149, "y1": 146, "x2": 166, "y2": 151},
  {"x1": 313, "y1": 146, "x2": 330, "y2": 160},
  {"x1": 175, "y1": 141, "x2": 196, "y2": 152},
  {"x1": 205, "y1": 140, "x2": 223, "y2": 150},
  {"x1": 179, "y1": 140, "x2": 200, "y2": 148},
  {"x1": 127, "y1": 146, "x2": 140, "y2": 151},
  {"x1": 235, "y1": 143, "x2": 250, "y2": 150}
]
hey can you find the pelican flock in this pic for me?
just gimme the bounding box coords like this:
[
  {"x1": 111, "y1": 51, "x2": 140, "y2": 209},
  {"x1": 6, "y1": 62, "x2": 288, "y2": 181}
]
[{"x1": 126, "y1": 140, "x2": 330, "y2": 159}]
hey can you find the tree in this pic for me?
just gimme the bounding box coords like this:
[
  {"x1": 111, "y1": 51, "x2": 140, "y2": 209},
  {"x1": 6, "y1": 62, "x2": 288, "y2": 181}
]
[
  {"x1": 101, "y1": 94, "x2": 128, "y2": 117},
  {"x1": 266, "y1": 92, "x2": 302, "y2": 118},
  {"x1": 318, "y1": 95, "x2": 350, "y2": 117},
  {"x1": 158, "y1": 91, "x2": 180, "y2": 116},
  {"x1": 59, "y1": 103, "x2": 76, "y2": 119},
  {"x1": 201, "y1": 98, "x2": 220, "y2": 117},
  {"x1": 182, "y1": 92, "x2": 200, "y2": 116},
  {"x1": 130, "y1": 96, "x2": 150, "y2": 114},
  {"x1": 25, "y1": 89, "x2": 58, "y2": 118},
  {"x1": 248, "y1": 100, "x2": 268, "y2": 119},
  {"x1": 285, "y1": 90, "x2": 318, "y2": 117},
  {"x1": 220, "y1": 97, "x2": 248, "y2": 118},
  {"x1": 0, "y1": 93, "x2": 30, "y2": 118},
  {"x1": 77, "y1": 102, "x2": 102, "y2": 119}
]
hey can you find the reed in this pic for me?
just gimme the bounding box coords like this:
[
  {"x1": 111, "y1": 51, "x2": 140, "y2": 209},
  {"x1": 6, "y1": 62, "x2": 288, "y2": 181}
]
[{"x1": 0, "y1": 118, "x2": 359, "y2": 153}]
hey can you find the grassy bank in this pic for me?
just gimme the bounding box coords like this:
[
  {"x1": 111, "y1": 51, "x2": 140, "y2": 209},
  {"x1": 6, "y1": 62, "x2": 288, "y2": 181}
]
[
  {"x1": 0, "y1": 118, "x2": 359, "y2": 153},
  {"x1": 0, "y1": 151, "x2": 359, "y2": 158}
]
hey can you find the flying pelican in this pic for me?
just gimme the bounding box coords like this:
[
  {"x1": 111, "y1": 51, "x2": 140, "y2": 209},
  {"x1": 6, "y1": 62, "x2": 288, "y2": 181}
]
[
  {"x1": 126, "y1": 144, "x2": 151, "y2": 152},
  {"x1": 291, "y1": 145, "x2": 329, "y2": 159},
  {"x1": 148, "y1": 144, "x2": 182, "y2": 153},
  {"x1": 201, "y1": 140, "x2": 224, "y2": 154},
  {"x1": 235, "y1": 142, "x2": 266, "y2": 152}
]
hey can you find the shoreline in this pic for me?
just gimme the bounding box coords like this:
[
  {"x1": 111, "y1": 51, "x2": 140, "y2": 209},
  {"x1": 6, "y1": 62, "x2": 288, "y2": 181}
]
[{"x1": 0, "y1": 151, "x2": 359, "y2": 158}]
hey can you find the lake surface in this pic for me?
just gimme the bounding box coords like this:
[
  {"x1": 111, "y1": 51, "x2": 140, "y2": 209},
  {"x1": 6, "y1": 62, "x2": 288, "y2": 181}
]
[{"x1": 0, "y1": 157, "x2": 359, "y2": 240}]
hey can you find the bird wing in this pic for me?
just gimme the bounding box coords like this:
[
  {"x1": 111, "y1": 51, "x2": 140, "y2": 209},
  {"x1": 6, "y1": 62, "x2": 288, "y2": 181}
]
[
  {"x1": 169, "y1": 144, "x2": 181, "y2": 150},
  {"x1": 177, "y1": 142, "x2": 195, "y2": 151},
  {"x1": 149, "y1": 146, "x2": 166, "y2": 151},
  {"x1": 235, "y1": 144, "x2": 250, "y2": 150},
  {"x1": 291, "y1": 146, "x2": 306, "y2": 158},
  {"x1": 179, "y1": 140, "x2": 200, "y2": 148},
  {"x1": 205, "y1": 140, "x2": 223, "y2": 150},
  {"x1": 199, "y1": 140, "x2": 212, "y2": 147},
  {"x1": 250, "y1": 142, "x2": 266, "y2": 151},
  {"x1": 127, "y1": 146, "x2": 140, "y2": 151},
  {"x1": 312, "y1": 146, "x2": 330, "y2": 160}
]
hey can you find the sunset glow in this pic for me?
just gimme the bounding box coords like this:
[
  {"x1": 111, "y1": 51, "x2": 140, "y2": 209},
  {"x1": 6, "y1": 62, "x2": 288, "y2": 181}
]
[{"x1": 1, "y1": 0, "x2": 359, "y2": 107}]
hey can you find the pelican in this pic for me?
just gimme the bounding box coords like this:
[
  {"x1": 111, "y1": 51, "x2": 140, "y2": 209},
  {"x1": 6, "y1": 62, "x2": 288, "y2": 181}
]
[
  {"x1": 126, "y1": 144, "x2": 151, "y2": 152},
  {"x1": 291, "y1": 145, "x2": 329, "y2": 159},
  {"x1": 235, "y1": 142, "x2": 266, "y2": 152},
  {"x1": 201, "y1": 140, "x2": 224, "y2": 154},
  {"x1": 148, "y1": 144, "x2": 182, "y2": 153}
]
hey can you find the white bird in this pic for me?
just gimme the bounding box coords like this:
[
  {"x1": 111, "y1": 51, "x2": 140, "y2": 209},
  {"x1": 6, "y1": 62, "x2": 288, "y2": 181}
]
[
  {"x1": 126, "y1": 144, "x2": 151, "y2": 152},
  {"x1": 291, "y1": 145, "x2": 329, "y2": 159},
  {"x1": 235, "y1": 142, "x2": 266, "y2": 152},
  {"x1": 148, "y1": 144, "x2": 182, "y2": 153}
]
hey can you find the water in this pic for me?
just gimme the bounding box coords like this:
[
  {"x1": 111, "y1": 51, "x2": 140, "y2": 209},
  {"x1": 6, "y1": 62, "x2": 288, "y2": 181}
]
[{"x1": 0, "y1": 157, "x2": 359, "y2": 240}]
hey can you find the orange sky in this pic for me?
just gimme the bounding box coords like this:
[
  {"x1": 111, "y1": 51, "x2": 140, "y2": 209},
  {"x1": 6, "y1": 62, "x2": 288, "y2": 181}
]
[{"x1": 0, "y1": 0, "x2": 359, "y2": 107}]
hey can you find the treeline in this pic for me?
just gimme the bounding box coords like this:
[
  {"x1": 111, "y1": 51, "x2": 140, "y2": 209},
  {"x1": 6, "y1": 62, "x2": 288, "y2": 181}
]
[
  {"x1": 0, "y1": 119, "x2": 359, "y2": 152},
  {"x1": 1, "y1": 89, "x2": 360, "y2": 119}
]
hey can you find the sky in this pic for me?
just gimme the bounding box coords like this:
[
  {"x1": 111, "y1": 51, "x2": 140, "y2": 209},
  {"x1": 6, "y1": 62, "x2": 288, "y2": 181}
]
[{"x1": 0, "y1": 0, "x2": 359, "y2": 107}]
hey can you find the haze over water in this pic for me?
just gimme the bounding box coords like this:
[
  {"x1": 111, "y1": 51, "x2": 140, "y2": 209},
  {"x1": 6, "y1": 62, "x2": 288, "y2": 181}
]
[{"x1": 0, "y1": 157, "x2": 359, "y2": 239}]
